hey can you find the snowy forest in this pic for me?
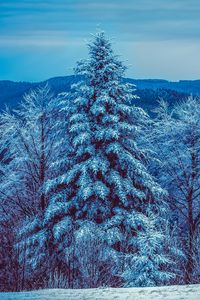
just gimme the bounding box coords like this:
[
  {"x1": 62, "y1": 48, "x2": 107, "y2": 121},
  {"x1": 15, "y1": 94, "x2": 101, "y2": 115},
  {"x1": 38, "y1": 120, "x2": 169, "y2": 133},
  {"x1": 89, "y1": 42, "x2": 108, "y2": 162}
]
[{"x1": 0, "y1": 32, "x2": 199, "y2": 292}]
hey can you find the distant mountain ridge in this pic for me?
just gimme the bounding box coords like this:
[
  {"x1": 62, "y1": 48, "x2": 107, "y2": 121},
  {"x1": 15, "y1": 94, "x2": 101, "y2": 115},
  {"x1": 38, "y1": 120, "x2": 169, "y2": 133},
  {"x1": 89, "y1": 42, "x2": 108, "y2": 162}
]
[
  {"x1": 126, "y1": 78, "x2": 200, "y2": 95},
  {"x1": 0, "y1": 75, "x2": 199, "y2": 111},
  {"x1": 0, "y1": 75, "x2": 80, "y2": 110}
]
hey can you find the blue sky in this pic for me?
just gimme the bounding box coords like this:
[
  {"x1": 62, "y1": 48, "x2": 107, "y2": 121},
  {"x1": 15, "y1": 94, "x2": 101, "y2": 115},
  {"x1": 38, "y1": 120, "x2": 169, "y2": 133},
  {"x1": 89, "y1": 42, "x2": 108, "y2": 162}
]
[{"x1": 0, "y1": 0, "x2": 200, "y2": 81}]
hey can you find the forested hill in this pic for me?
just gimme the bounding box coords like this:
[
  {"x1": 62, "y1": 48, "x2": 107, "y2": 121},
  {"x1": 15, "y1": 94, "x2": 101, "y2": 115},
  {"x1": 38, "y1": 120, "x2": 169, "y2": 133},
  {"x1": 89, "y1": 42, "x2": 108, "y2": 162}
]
[{"x1": 0, "y1": 76, "x2": 199, "y2": 112}]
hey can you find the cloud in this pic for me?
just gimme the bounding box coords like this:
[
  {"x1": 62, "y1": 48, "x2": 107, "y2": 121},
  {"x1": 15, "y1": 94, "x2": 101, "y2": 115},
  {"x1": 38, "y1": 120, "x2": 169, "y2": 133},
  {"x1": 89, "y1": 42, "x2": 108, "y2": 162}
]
[
  {"x1": 1, "y1": 0, "x2": 200, "y2": 42},
  {"x1": 118, "y1": 40, "x2": 200, "y2": 80},
  {"x1": 0, "y1": 30, "x2": 83, "y2": 47},
  {"x1": 0, "y1": 0, "x2": 200, "y2": 80}
]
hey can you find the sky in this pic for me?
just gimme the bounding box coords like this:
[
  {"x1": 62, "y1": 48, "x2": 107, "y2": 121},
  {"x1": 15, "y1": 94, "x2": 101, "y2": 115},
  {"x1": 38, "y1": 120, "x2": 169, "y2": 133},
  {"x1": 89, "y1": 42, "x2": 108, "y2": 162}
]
[{"x1": 0, "y1": 0, "x2": 200, "y2": 82}]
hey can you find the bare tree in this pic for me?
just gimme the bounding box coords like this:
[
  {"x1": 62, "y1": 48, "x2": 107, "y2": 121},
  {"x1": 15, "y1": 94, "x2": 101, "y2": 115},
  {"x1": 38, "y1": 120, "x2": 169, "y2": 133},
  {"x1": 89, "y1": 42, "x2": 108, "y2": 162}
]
[
  {"x1": 0, "y1": 85, "x2": 70, "y2": 290},
  {"x1": 151, "y1": 97, "x2": 200, "y2": 283}
]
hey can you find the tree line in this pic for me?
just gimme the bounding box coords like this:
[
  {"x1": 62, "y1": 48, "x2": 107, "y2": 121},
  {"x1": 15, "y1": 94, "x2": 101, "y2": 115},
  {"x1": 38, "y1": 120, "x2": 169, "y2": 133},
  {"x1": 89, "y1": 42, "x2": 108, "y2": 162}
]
[{"x1": 0, "y1": 32, "x2": 199, "y2": 291}]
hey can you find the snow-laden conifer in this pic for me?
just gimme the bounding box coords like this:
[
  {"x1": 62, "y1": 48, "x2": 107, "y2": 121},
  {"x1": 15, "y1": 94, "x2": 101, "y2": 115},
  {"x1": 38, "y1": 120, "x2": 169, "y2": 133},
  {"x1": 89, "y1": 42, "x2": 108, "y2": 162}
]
[
  {"x1": 121, "y1": 212, "x2": 174, "y2": 286},
  {"x1": 43, "y1": 32, "x2": 172, "y2": 286},
  {"x1": 46, "y1": 32, "x2": 163, "y2": 219}
]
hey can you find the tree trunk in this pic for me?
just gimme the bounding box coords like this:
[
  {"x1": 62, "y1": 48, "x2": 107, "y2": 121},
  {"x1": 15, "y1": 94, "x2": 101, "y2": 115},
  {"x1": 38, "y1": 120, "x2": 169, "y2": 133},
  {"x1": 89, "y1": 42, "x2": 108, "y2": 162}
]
[
  {"x1": 40, "y1": 114, "x2": 46, "y2": 211},
  {"x1": 185, "y1": 190, "x2": 195, "y2": 284}
]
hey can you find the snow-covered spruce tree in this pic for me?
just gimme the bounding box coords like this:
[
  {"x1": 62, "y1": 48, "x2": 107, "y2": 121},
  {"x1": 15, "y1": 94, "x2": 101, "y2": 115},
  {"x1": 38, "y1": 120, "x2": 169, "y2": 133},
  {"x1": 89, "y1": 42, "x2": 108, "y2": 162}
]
[
  {"x1": 121, "y1": 212, "x2": 173, "y2": 287},
  {"x1": 43, "y1": 32, "x2": 173, "y2": 287}
]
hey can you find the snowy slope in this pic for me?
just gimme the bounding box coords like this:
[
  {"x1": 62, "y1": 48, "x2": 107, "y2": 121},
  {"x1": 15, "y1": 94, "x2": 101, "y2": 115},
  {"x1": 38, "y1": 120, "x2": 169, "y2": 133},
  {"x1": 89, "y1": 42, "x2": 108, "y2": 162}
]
[{"x1": 0, "y1": 285, "x2": 200, "y2": 300}]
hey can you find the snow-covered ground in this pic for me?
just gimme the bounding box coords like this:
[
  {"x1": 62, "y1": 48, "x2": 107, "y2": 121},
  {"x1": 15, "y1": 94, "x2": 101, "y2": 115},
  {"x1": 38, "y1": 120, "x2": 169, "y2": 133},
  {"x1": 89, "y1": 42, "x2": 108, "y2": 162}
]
[{"x1": 0, "y1": 285, "x2": 199, "y2": 300}]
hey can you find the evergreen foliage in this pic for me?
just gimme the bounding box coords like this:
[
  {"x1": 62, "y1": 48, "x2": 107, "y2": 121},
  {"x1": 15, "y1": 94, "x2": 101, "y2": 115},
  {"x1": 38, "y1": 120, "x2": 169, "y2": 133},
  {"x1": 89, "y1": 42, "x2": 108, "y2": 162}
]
[
  {"x1": 0, "y1": 32, "x2": 197, "y2": 291},
  {"x1": 41, "y1": 32, "x2": 172, "y2": 286}
]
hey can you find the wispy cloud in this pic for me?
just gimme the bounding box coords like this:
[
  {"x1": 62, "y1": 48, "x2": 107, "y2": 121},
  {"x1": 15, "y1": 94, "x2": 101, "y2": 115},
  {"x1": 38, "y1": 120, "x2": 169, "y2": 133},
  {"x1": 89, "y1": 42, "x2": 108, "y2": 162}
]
[{"x1": 1, "y1": 0, "x2": 200, "y2": 41}]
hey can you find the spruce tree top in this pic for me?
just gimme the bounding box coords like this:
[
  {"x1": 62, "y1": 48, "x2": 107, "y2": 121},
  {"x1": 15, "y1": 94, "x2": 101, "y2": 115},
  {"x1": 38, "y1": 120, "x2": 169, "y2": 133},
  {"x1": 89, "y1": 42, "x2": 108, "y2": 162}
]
[{"x1": 77, "y1": 32, "x2": 125, "y2": 87}]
